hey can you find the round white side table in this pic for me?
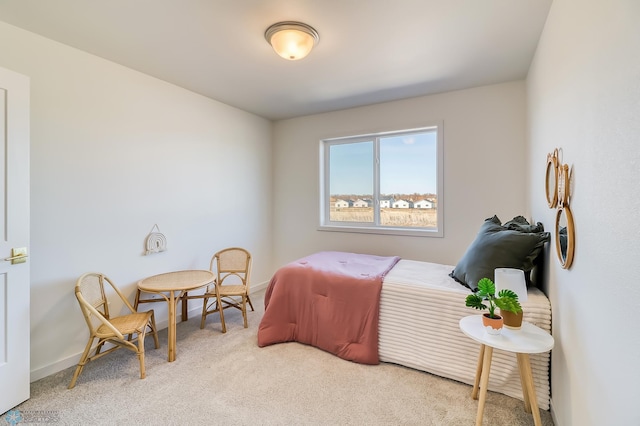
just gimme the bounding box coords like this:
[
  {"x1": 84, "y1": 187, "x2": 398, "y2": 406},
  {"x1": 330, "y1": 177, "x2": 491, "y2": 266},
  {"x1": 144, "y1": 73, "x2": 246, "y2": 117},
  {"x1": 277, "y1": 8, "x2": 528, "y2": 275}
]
[{"x1": 459, "y1": 315, "x2": 554, "y2": 426}]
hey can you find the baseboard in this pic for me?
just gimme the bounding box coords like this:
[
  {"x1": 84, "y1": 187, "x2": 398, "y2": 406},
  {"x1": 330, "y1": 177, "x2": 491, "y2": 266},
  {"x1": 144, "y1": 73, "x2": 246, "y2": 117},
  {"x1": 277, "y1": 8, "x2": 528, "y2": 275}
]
[
  {"x1": 30, "y1": 280, "x2": 269, "y2": 383},
  {"x1": 550, "y1": 397, "x2": 558, "y2": 425},
  {"x1": 251, "y1": 280, "x2": 269, "y2": 294}
]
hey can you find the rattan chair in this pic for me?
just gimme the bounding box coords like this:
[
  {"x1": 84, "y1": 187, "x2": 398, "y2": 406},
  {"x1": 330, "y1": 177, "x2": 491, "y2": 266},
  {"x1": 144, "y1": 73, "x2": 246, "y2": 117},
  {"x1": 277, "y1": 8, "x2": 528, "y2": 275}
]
[
  {"x1": 69, "y1": 273, "x2": 160, "y2": 389},
  {"x1": 200, "y1": 247, "x2": 254, "y2": 333}
]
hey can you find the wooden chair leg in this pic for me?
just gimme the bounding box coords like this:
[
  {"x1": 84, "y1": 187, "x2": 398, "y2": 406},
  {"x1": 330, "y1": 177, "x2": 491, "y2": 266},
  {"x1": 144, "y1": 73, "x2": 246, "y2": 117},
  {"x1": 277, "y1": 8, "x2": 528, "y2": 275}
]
[
  {"x1": 137, "y1": 329, "x2": 147, "y2": 379},
  {"x1": 149, "y1": 312, "x2": 160, "y2": 349},
  {"x1": 69, "y1": 337, "x2": 95, "y2": 389},
  {"x1": 247, "y1": 294, "x2": 255, "y2": 312},
  {"x1": 133, "y1": 288, "x2": 141, "y2": 311},
  {"x1": 95, "y1": 340, "x2": 106, "y2": 355},
  {"x1": 218, "y1": 294, "x2": 227, "y2": 334},
  {"x1": 200, "y1": 296, "x2": 209, "y2": 329},
  {"x1": 242, "y1": 295, "x2": 248, "y2": 328}
]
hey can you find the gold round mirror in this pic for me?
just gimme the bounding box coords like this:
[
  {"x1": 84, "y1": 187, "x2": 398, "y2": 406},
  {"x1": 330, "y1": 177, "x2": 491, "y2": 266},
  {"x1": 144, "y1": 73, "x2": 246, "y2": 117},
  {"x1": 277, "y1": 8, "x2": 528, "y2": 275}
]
[
  {"x1": 557, "y1": 163, "x2": 570, "y2": 207},
  {"x1": 545, "y1": 149, "x2": 559, "y2": 208},
  {"x1": 555, "y1": 205, "x2": 575, "y2": 269}
]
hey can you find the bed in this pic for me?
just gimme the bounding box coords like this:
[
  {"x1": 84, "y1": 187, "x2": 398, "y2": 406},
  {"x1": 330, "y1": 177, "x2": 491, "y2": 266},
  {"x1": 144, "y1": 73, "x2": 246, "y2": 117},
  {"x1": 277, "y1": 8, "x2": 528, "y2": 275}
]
[
  {"x1": 258, "y1": 251, "x2": 400, "y2": 365},
  {"x1": 379, "y1": 259, "x2": 551, "y2": 410},
  {"x1": 258, "y1": 216, "x2": 552, "y2": 410}
]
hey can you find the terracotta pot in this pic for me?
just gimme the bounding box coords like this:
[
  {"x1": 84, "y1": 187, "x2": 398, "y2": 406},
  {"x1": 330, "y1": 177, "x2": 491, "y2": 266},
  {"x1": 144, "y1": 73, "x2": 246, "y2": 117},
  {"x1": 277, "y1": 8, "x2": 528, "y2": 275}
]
[
  {"x1": 500, "y1": 309, "x2": 524, "y2": 329},
  {"x1": 482, "y1": 313, "x2": 503, "y2": 335}
]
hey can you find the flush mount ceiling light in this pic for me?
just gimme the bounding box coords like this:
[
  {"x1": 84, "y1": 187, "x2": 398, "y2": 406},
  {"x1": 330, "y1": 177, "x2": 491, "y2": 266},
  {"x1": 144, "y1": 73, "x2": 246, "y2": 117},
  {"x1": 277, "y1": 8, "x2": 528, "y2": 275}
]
[{"x1": 265, "y1": 21, "x2": 319, "y2": 61}]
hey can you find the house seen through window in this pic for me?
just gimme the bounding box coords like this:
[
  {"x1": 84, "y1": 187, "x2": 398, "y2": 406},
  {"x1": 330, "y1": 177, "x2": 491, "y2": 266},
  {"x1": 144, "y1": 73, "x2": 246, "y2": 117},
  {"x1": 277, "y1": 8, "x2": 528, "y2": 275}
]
[{"x1": 320, "y1": 124, "x2": 443, "y2": 237}]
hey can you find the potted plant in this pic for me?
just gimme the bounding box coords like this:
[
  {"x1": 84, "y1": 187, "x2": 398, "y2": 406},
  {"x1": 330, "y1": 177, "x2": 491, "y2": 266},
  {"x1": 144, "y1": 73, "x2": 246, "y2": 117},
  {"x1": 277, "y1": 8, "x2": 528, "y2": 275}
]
[{"x1": 465, "y1": 277, "x2": 522, "y2": 334}]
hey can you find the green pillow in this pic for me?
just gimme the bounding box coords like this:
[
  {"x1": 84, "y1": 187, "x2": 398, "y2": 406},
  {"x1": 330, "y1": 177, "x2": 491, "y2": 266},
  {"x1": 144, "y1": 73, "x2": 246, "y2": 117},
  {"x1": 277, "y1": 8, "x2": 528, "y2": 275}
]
[
  {"x1": 503, "y1": 215, "x2": 545, "y2": 233},
  {"x1": 450, "y1": 216, "x2": 550, "y2": 291}
]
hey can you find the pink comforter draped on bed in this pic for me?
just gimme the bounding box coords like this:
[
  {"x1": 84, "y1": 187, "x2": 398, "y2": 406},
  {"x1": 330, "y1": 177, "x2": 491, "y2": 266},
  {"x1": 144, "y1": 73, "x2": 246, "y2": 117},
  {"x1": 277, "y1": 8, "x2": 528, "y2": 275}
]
[{"x1": 257, "y1": 251, "x2": 401, "y2": 364}]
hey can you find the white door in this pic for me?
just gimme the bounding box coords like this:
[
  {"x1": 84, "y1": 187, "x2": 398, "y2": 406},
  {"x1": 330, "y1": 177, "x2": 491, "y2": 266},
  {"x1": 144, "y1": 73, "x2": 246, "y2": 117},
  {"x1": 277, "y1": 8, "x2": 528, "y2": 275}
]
[{"x1": 0, "y1": 66, "x2": 31, "y2": 414}]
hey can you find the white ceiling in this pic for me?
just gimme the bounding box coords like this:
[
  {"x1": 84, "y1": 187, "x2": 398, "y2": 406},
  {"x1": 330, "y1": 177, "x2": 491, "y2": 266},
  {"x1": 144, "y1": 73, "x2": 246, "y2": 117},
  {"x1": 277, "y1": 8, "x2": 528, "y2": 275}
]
[{"x1": 0, "y1": 0, "x2": 552, "y2": 121}]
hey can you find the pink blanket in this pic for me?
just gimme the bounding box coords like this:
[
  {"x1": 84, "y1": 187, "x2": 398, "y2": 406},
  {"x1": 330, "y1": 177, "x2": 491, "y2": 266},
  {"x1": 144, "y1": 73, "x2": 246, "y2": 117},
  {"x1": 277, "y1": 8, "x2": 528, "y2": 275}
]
[{"x1": 257, "y1": 251, "x2": 401, "y2": 364}]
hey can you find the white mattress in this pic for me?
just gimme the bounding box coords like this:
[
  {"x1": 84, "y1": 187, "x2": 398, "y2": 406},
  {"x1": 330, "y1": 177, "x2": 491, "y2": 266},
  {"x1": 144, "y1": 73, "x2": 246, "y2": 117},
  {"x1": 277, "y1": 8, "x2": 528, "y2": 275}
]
[{"x1": 379, "y1": 259, "x2": 552, "y2": 410}]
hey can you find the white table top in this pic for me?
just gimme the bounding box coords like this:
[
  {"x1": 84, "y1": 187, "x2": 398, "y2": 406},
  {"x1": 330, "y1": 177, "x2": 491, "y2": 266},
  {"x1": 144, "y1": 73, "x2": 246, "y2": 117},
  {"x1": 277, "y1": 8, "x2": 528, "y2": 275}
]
[
  {"x1": 137, "y1": 269, "x2": 214, "y2": 293},
  {"x1": 459, "y1": 315, "x2": 554, "y2": 354}
]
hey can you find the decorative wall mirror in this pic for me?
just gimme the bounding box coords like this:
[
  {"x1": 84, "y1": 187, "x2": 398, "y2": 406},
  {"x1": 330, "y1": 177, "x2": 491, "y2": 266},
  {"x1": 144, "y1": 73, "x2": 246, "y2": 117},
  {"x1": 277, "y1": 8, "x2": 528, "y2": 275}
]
[
  {"x1": 555, "y1": 206, "x2": 575, "y2": 269},
  {"x1": 556, "y1": 163, "x2": 570, "y2": 207},
  {"x1": 554, "y1": 163, "x2": 575, "y2": 268},
  {"x1": 545, "y1": 149, "x2": 559, "y2": 208}
]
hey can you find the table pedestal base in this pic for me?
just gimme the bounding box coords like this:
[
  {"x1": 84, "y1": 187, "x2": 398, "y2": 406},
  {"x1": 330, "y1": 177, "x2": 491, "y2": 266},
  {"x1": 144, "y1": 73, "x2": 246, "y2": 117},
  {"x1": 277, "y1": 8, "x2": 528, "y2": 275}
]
[
  {"x1": 137, "y1": 270, "x2": 215, "y2": 363},
  {"x1": 471, "y1": 344, "x2": 543, "y2": 426}
]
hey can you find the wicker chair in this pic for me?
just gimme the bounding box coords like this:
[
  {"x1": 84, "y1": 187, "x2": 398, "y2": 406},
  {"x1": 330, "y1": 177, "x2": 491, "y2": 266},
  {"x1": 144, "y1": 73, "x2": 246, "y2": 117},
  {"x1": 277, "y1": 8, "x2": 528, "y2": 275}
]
[
  {"x1": 200, "y1": 247, "x2": 254, "y2": 333},
  {"x1": 68, "y1": 273, "x2": 160, "y2": 389}
]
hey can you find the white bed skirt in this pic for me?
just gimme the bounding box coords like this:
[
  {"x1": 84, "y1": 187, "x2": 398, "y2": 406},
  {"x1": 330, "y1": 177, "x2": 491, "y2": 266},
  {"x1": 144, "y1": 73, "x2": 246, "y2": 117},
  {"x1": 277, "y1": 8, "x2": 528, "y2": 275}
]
[{"x1": 379, "y1": 260, "x2": 552, "y2": 410}]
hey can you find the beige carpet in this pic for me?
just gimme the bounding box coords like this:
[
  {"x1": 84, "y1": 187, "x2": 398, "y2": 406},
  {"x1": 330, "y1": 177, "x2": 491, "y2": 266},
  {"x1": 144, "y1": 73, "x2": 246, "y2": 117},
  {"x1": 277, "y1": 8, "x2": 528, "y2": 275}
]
[{"x1": 11, "y1": 290, "x2": 553, "y2": 425}]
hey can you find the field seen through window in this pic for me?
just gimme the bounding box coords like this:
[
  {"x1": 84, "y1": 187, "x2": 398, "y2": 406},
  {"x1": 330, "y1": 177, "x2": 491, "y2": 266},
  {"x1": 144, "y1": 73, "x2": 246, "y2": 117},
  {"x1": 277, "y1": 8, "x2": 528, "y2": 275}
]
[{"x1": 330, "y1": 194, "x2": 437, "y2": 228}]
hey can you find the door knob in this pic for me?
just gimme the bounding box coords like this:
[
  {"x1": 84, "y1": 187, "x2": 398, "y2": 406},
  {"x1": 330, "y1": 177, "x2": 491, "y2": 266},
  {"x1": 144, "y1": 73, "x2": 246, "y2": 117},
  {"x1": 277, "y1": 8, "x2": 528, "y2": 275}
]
[{"x1": 4, "y1": 247, "x2": 28, "y2": 264}]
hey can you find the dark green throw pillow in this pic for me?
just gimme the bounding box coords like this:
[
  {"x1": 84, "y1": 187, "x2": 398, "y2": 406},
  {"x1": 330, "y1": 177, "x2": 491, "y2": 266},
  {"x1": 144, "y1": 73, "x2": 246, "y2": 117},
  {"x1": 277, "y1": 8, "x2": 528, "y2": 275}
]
[
  {"x1": 503, "y1": 215, "x2": 545, "y2": 233},
  {"x1": 450, "y1": 216, "x2": 550, "y2": 291}
]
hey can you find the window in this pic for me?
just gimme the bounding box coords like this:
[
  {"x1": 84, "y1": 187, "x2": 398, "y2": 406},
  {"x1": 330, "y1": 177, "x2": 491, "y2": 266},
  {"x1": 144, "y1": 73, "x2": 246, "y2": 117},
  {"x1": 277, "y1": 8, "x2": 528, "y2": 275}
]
[{"x1": 320, "y1": 124, "x2": 443, "y2": 237}]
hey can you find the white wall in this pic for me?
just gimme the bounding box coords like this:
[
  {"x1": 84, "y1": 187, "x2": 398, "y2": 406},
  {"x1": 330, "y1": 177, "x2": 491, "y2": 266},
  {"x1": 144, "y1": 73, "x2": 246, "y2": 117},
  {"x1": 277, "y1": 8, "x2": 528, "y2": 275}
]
[
  {"x1": 0, "y1": 22, "x2": 273, "y2": 380},
  {"x1": 272, "y1": 81, "x2": 530, "y2": 268},
  {"x1": 527, "y1": 0, "x2": 640, "y2": 424}
]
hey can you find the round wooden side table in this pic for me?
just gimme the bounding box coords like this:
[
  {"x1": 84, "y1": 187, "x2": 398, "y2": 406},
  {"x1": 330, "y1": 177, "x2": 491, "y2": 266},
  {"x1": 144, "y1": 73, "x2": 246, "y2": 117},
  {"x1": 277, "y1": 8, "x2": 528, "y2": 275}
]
[{"x1": 459, "y1": 315, "x2": 554, "y2": 426}]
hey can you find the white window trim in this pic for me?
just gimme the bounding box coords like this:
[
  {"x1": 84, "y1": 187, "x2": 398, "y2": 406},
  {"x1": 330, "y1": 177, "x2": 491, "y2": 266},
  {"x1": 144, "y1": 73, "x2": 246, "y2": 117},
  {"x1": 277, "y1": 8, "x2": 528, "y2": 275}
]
[{"x1": 318, "y1": 123, "x2": 444, "y2": 237}]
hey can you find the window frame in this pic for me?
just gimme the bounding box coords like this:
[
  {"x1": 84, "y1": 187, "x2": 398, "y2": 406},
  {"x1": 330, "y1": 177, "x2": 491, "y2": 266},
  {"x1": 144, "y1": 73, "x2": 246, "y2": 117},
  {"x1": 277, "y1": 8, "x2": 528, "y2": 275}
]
[{"x1": 319, "y1": 123, "x2": 444, "y2": 237}]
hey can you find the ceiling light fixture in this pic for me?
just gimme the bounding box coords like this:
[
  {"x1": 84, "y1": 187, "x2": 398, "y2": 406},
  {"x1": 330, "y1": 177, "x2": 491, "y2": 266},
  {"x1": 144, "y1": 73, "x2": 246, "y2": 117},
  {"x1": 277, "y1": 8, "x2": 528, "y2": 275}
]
[{"x1": 265, "y1": 21, "x2": 319, "y2": 61}]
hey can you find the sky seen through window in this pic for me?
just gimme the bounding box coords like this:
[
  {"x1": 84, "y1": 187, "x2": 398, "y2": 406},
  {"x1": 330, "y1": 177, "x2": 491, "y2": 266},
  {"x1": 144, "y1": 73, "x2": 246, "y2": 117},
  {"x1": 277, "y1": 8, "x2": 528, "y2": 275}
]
[{"x1": 329, "y1": 131, "x2": 437, "y2": 196}]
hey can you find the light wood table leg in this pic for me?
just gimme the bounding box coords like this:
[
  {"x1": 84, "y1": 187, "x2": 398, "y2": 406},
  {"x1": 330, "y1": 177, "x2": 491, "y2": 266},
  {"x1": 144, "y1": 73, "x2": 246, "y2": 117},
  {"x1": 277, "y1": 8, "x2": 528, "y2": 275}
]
[
  {"x1": 472, "y1": 344, "x2": 486, "y2": 400},
  {"x1": 167, "y1": 291, "x2": 176, "y2": 362},
  {"x1": 476, "y1": 345, "x2": 493, "y2": 426},
  {"x1": 517, "y1": 353, "x2": 542, "y2": 426},
  {"x1": 181, "y1": 292, "x2": 188, "y2": 321},
  {"x1": 517, "y1": 352, "x2": 532, "y2": 413}
]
